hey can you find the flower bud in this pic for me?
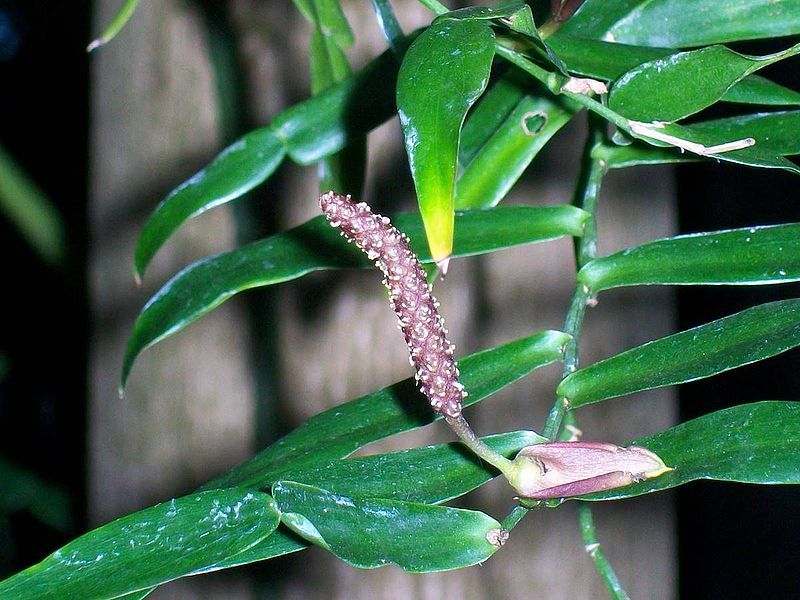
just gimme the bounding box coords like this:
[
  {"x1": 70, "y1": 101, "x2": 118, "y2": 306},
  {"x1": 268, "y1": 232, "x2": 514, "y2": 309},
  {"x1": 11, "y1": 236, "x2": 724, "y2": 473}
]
[{"x1": 507, "y1": 441, "x2": 672, "y2": 499}]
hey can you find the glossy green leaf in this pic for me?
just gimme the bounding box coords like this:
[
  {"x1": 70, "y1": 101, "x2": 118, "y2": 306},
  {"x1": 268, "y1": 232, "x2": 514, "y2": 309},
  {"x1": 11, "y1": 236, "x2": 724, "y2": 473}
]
[
  {"x1": 87, "y1": 0, "x2": 141, "y2": 51},
  {"x1": 134, "y1": 128, "x2": 285, "y2": 279},
  {"x1": 689, "y1": 111, "x2": 800, "y2": 156},
  {"x1": 609, "y1": 44, "x2": 800, "y2": 122},
  {"x1": 438, "y1": 2, "x2": 567, "y2": 74},
  {"x1": 456, "y1": 90, "x2": 577, "y2": 209},
  {"x1": 722, "y1": 75, "x2": 800, "y2": 107},
  {"x1": 305, "y1": 0, "x2": 364, "y2": 197},
  {"x1": 278, "y1": 431, "x2": 544, "y2": 503},
  {"x1": 204, "y1": 330, "x2": 569, "y2": 490},
  {"x1": 397, "y1": 19, "x2": 495, "y2": 264},
  {"x1": 0, "y1": 490, "x2": 279, "y2": 599},
  {"x1": 123, "y1": 207, "x2": 584, "y2": 386},
  {"x1": 559, "y1": 0, "x2": 800, "y2": 47},
  {"x1": 580, "y1": 223, "x2": 800, "y2": 292},
  {"x1": 273, "y1": 481, "x2": 502, "y2": 572},
  {"x1": 460, "y1": 68, "x2": 529, "y2": 167},
  {"x1": 584, "y1": 402, "x2": 800, "y2": 500},
  {"x1": 274, "y1": 41, "x2": 408, "y2": 165},
  {"x1": 558, "y1": 299, "x2": 800, "y2": 407},
  {"x1": 547, "y1": 35, "x2": 800, "y2": 107}
]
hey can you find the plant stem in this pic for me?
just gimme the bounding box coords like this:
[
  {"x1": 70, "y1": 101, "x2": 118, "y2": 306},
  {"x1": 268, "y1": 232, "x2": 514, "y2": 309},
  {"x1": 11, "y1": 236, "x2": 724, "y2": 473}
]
[
  {"x1": 578, "y1": 504, "x2": 631, "y2": 600},
  {"x1": 445, "y1": 415, "x2": 514, "y2": 475},
  {"x1": 542, "y1": 118, "x2": 606, "y2": 440},
  {"x1": 546, "y1": 116, "x2": 630, "y2": 600}
]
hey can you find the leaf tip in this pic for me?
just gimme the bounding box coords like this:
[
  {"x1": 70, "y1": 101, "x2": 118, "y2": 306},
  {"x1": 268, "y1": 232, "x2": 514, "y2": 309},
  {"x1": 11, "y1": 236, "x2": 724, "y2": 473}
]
[{"x1": 86, "y1": 37, "x2": 106, "y2": 53}]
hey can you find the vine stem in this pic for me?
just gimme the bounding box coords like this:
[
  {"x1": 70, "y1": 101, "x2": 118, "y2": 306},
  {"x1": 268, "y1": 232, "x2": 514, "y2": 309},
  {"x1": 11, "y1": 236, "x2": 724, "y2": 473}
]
[
  {"x1": 578, "y1": 504, "x2": 632, "y2": 600},
  {"x1": 541, "y1": 120, "x2": 606, "y2": 440},
  {"x1": 543, "y1": 115, "x2": 630, "y2": 600}
]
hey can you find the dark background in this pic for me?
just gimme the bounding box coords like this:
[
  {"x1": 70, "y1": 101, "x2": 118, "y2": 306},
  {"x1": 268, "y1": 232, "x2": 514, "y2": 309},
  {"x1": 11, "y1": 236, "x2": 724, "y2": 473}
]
[{"x1": 1, "y1": 2, "x2": 799, "y2": 597}]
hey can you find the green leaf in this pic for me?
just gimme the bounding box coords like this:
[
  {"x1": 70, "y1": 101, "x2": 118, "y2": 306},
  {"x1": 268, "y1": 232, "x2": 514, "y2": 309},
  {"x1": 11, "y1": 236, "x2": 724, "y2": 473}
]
[
  {"x1": 397, "y1": 19, "x2": 496, "y2": 264},
  {"x1": 459, "y1": 67, "x2": 530, "y2": 167},
  {"x1": 580, "y1": 223, "x2": 800, "y2": 292},
  {"x1": 584, "y1": 402, "x2": 800, "y2": 500},
  {"x1": 273, "y1": 481, "x2": 502, "y2": 572},
  {"x1": 722, "y1": 75, "x2": 800, "y2": 107},
  {"x1": 689, "y1": 111, "x2": 800, "y2": 156},
  {"x1": 559, "y1": 0, "x2": 800, "y2": 47},
  {"x1": 87, "y1": 0, "x2": 141, "y2": 51},
  {"x1": 558, "y1": 300, "x2": 800, "y2": 408},
  {"x1": 0, "y1": 145, "x2": 65, "y2": 266},
  {"x1": 0, "y1": 490, "x2": 279, "y2": 599},
  {"x1": 278, "y1": 431, "x2": 544, "y2": 503},
  {"x1": 203, "y1": 330, "x2": 569, "y2": 490},
  {"x1": 134, "y1": 128, "x2": 285, "y2": 279},
  {"x1": 456, "y1": 89, "x2": 577, "y2": 209},
  {"x1": 123, "y1": 206, "x2": 584, "y2": 386},
  {"x1": 306, "y1": 0, "x2": 364, "y2": 197},
  {"x1": 275, "y1": 41, "x2": 409, "y2": 165},
  {"x1": 438, "y1": 2, "x2": 567, "y2": 74},
  {"x1": 547, "y1": 35, "x2": 800, "y2": 107},
  {"x1": 608, "y1": 44, "x2": 800, "y2": 122}
]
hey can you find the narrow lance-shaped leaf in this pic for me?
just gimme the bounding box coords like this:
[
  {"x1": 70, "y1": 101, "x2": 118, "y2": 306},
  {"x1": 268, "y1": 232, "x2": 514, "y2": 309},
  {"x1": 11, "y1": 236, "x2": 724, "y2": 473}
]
[
  {"x1": 579, "y1": 223, "x2": 800, "y2": 292},
  {"x1": 122, "y1": 206, "x2": 585, "y2": 387},
  {"x1": 546, "y1": 35, "x2": 800, "y2": 107},
  {"x1": 203, "y1": 330, "x2": 570, "y2": 490},
  {"x1": 277, "y1": 430, "x2": 545, "y2": 504},
  {"x1": 582, "y1": 402, "x2": 800, "y2": 501},
  {"x1": 0, "y1": 490, "x2": 280, "y2": 600},
  {"x1": 609, "y1": 43, "x2": 800, "y2": 123},
  {"x1": 459, "y1": 66, "x2": 529, "y2": 167},
  {"x1": 303, "y1": 0, "x2": 365, "y2": 196},
  {"x1": 456, "y1": 90, "x2": 577, "y2": 209},
  {"x1": 134, "y1": 39, "x2": 417, "y2": 278},
  {"x1": 558, "y1": 299, "x2": 800, "y2": 407},
  {"x1": 273, "y1": 481, "x2": 504, "y2": 572},
  {"x1": 397, "y1": 19, "x2": 495, "y2": 268},
  {"x1": 134, "y1": 127, "x2": 285, "y2": 279},
  {"x1": 558, "y1": 0, "x2": 800, "y2": 47}
]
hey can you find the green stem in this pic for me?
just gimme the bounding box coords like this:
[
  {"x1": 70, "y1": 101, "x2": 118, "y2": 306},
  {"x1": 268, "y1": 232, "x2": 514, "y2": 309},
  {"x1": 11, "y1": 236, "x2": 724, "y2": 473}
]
[
  {"x1": 494, "y1": 44, "x2": 630, "y2": 132},
  {"x1": 444, "y1": 415, "x2": 514, "y2": 475},
  {"x1": 542, "y1": 118, "x2": 606, "y2": 440},
  {"x1": 578, "y1": 504, "x2": 631, "y2": 600}
]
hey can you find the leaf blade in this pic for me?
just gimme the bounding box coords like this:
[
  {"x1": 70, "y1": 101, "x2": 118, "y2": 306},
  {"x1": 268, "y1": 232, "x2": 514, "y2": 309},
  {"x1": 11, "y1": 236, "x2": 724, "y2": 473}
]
[
  {"x1": 580, "y1": 223, "x2": 800, "y2": 292},
  {"x1": 559, "y1": 0, "x2": 800, "y2": 47},
  {"x1": 273, "y1": 481, "x2": 502, "y2": 572},
  {"x1": 558, "y1": 300, "x2": 800, "y2": 407},
  {"x1": 0, "y1": 490, "x2": 279, "y2": 599},
  {"x1": 584, "y1": 402, "x2": 800, "y2": 500},
  {"x1": 608, "y1": 44, "x2": 800, "y2": 122},
  {"x1": 397, "y1": 19, "x2": 496, "y2": 264},
  {"x1": 134, "y1": 127, "x2": 286, "y2": 279}
]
